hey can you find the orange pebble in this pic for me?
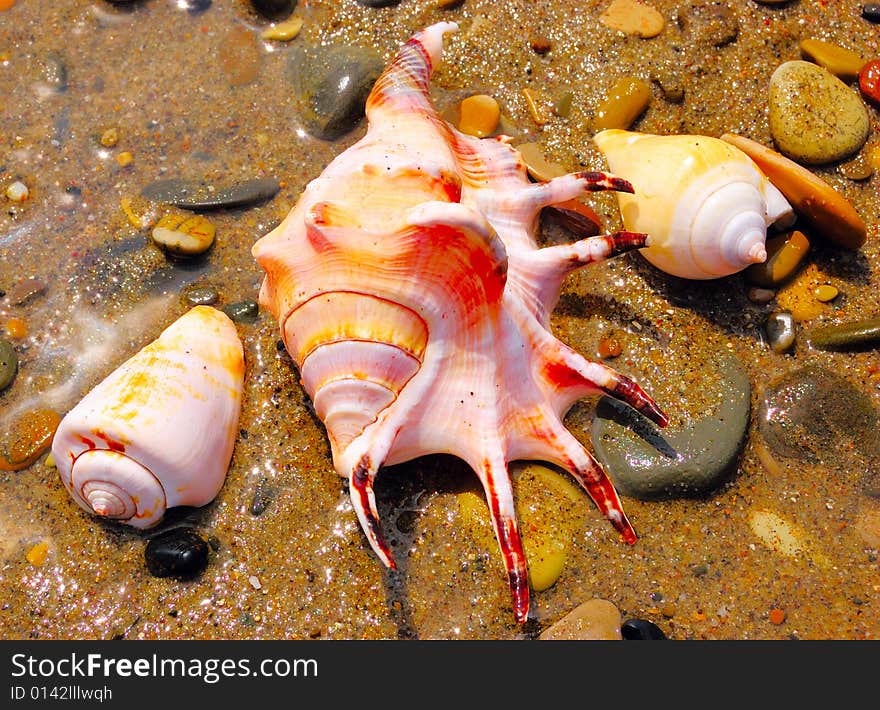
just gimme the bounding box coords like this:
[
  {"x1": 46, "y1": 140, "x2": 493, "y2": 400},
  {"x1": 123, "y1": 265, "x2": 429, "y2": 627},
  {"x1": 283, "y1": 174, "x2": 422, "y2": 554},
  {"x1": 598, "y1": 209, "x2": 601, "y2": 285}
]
[
  {"x1": 769, "y1": 608, "x2": 786, "y2": 625},
  {"x1": 0, "y1": 0, "x2": 16, "y2": 11},
  {"x1": 598, "y1": 336, "x2": 622, "y2": 358},
  {"x1": 5, "y1": 317, "x2": 27, "y2": 339}
]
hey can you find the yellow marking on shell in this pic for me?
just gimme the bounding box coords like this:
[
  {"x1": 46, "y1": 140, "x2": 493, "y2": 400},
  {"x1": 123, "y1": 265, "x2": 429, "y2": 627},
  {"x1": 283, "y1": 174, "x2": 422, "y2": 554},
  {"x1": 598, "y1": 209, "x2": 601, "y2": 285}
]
[{"x1": 286, "y1": 292, "x2": 428, "y2": 364}]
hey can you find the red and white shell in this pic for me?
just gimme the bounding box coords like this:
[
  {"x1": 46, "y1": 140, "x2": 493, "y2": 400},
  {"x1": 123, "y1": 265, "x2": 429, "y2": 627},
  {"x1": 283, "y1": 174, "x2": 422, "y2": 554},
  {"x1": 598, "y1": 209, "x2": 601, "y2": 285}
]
[{"x1": 252, "y1": 22, "x2": 667, "y2": 622}]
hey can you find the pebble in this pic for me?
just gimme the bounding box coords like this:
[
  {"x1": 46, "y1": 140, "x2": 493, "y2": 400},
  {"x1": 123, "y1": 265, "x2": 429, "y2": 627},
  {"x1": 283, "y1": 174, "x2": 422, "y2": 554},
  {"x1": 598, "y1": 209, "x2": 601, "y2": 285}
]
[
  {"x1": 289, "y1": 45, "x2": 383, "y2": 140},
  {"x1": 530, "y1": 35, "x2": 552, "y2": 55},
  {"x1": 116, "y1": 151, "x2": 133, "y2": 167},
  {"x1": 5, "y1": 181, "x2": 28, "y2": 202},
  {"x1": 542, "y1": 197, "x2": 602, "y2": 238},
  {"x1": 769, "y1": 608, "x2": 786, "y2": 625},
  {"x1": 0, "y1": 339, "x2": 17, "y2": 391},
  {"x1": 182, "y1": 283, "x2": 220, "y2": 306},
  {"x1": 260, "y1": 16, "x2": 303, "y2": 41},
  {"x1": 515, "y1": 142, "x2": 566, "y2": 182},
  {"x1": 745, "y1": 230, "x2": 810, "y2": 287},
  {"x1": 748, "y1": 510, "x2": 805, "y2": 558},
  {"x1": 758, "y1": 366, "x2": 880, "y2": 496},
  {"x1": 592, "y1": 355, "x2": 751, "y2": 500},
  {"x1": 621, "y1": 618, "x2": 667, "y2": 640},
  {"x1": 859, "y1": 59, "x2": 880, "y2": 106},
  {"x1": 720, "y1": 133, "x2": 867, "y2": 250},
  {"x1": 538, "y1": 599, "x2": 622, "y2": 640},
  {"x1": 222, "y1": 300, "x2": 259, "y2": 323},
  {"x1": 437, "y1": 0, "x2": 464, "y2": 8},
  {"x1": 25, "y1": 542, "x2": 49, "y2": 566},
  {"x1": 144, "y1": 528, "x2": 210, "y2": 580},
  {"x1": 651, "y1": 66, "x2": 685, "y2": 103},
  {"x1": 522, "y1": 87, "x2": 553, "y2": 126},
  {"x1": 837, "y1": 154, "x2": 874, "y2": 181},
  {"x1": 0, "y1": 0, "x2": 15, "y2": 10},
  {"x1": 524, "y1": 534, "x2": 567, "y2": 592},
  {"x1": 678, "y1": 1, "x2": 739, "y2": 47},
  {"x1": 356, "y1": 0, "x2": 400, "y2": 6},
  {"x1": 775, "y1": 263, "x2": 828, "y2": 322},
  {"x1": 592, "y1": 76, "x2": 651, "y2": 132},
  {"x1": 864, "y1": 4, "x2": 880, "y2": 23},
  {"x1": 553, "y1": 90, "x2": 574, "y2": 118},
  {"x1": 799, "y1": 39, "x2": 865, "y2": 82},
  {"x1": 599, "y1": 0, "x2": 665, "y2": 38},
  {"x1": 768, "y1": 60, "x2": 869, "y2": 165},
  {"x1": 806, "y1": 317, "x2": 880, "y2": 350},
  {"x1": 5, "y1": 317, "x2": 27, "y2": 339},
  {"x1": 765, "y1": 311, "x2": 796, "y2": 353},
  {"x1": 250, "y1": 0, "x2": 294, "y2": 19},
  {"x1": 0, "y1": 409, "x2": 61, "y2": 471},
  {"x1": 747, "y1": 287, "x2": 776, "y2": 304},
  {"x1": 458, "y1": 94, "x2": 500, "y2": 138},
  {"x1": 141, "y1": 177, "x2": 281, "y2": 210},
  {"x1": 219, "y1": 25, "x2": 263, "y2": 86},
  {"x1": 250, "y1": 478, "x2": 276, "y2": 516},
  {"x1": 6, "y1": 277, "x2": 46, "y2": 305},
  {"x1": 812, "y1": 284, "x2": 838, "y2": 303},
  {"x1": 597, "y1": 335, "x2": 622, "y2": 358},
  {"x1": 181, "y1": 0, "x2": 211, "y2": 13},
  {"x1": 100, "y1": 127, "x2": 119, "y2": 148},
  {"x1": 151, "y1": 214, "x2": 216, "y2": 257}
]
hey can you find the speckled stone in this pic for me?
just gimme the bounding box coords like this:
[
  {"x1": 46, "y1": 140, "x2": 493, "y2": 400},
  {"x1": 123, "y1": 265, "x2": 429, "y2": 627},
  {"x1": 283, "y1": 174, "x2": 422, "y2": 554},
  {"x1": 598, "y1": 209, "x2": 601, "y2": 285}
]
[
  {"x1": 758, "y1": 366, "x2": 880, "y2": 497},
  {"x1": 592, "y1": 356, "x2": 751, "y2": 500},
  {"x1": 0, "y1": 339, "x2": 17, "y2": 391},
  {"x1": 768, "y1": 60, "x2": 870, "y2": 165}
]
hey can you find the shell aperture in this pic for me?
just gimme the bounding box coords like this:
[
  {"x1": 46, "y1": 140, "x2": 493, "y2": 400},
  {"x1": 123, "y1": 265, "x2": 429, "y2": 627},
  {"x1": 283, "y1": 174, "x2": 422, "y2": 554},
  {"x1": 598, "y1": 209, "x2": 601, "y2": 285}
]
[
  {"x1": 253, "y1": 23, "x2": 668, "y2": 622},
  {"x1": 53, "y1": 306, "x2": 245, "y2": 529}
]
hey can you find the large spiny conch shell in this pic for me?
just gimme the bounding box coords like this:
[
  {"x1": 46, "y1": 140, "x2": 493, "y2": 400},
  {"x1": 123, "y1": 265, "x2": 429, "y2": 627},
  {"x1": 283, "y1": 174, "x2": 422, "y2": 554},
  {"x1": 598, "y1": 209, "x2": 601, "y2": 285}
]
[
  {"x1": 593, "y1": 129, "x2": 795, "y2": 280},
  {"x1": 253, "y1": 22, "x2": 668, "y2": 622},
  {"x1": 53, "y1": 306, "x2": 245, "y2": 529}
]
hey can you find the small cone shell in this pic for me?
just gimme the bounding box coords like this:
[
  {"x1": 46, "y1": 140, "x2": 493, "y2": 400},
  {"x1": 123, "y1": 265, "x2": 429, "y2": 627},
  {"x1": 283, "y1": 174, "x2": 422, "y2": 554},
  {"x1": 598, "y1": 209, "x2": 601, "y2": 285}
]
[{"x1": 53, "y1": 306, "x2": 245, "y2": 528}]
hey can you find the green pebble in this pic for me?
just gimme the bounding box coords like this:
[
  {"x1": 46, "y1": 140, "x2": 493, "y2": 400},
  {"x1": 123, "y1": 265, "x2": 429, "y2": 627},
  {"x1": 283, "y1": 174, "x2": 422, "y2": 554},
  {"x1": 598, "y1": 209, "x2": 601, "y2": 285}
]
[
  {"x1": 183, "y1": 284, "x2": 220, "y2": 306},
  {"x1": 806, "y1": 317, "x2": 880, "y2": 350},
  {"x1": 222, "y1": 300, "x2": 259, "y2": 323},
  {"x1": 0, "y1": 339, "x2": 18, "y2": 392}
]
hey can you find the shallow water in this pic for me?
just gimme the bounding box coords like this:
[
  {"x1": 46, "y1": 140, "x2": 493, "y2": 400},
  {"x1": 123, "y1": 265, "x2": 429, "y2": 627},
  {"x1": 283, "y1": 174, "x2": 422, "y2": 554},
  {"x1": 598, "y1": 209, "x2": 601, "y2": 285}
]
[{"x1": 1, "y1": 0, "x2": 878, "y2": 640}]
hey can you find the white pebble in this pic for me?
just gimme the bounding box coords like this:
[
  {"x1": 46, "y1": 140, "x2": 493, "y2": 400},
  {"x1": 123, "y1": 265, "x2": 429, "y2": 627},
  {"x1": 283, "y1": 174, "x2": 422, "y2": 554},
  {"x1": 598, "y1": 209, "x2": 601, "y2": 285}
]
[
  {"x1": 248, "y1": 575, "x2": 262, "y2": 590},
  {"x1": 5, "y1": 181, "x2": 29, "y2": 202}
]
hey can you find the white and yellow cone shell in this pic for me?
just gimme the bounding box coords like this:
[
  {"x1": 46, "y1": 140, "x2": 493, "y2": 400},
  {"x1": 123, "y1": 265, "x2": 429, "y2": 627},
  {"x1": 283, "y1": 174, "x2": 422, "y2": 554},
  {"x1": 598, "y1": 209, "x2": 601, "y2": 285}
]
[
  {"x1": 52, "y1": 306, "x2": 245, "y2": 528},
  {"x1": 593, "y1": 129, "x2": 794, "y2": 279}
]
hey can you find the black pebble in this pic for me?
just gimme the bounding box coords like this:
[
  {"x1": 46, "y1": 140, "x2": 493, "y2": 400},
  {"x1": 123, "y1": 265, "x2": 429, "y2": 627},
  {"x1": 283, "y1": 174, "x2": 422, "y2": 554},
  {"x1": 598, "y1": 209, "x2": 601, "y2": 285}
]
[
  {"x1": 863, "y1": 4, "x2": 880, "y2": 22},
  {"x1": 357, "y1": 0, "x2": 401, "y2": 6},
  {"x1": 251, "y1": 0, "x2": 294, "y2": 19},
  {"x1": 144, "y1": 528, "x2": 209, "y2": 580},
  {"x1": 183, "y1": 0, "x2": 212, "y2": 14},
  {"x1": 621, "y1": 618, "x2": 668, "y2": 640}
]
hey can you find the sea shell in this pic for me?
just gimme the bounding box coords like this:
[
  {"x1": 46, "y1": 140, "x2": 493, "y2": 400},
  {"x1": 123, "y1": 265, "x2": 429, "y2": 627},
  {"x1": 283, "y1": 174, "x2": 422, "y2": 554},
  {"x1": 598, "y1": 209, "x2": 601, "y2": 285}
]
[
  {"x1": 593, "y1": 129, "x2": 795, "y2": 280},
  {"x1": 53, "y1": 306, "x2": 245, "y2": 529},
  {"x1": 253, "y1": 23, "x2": 668, "y2": 622}
]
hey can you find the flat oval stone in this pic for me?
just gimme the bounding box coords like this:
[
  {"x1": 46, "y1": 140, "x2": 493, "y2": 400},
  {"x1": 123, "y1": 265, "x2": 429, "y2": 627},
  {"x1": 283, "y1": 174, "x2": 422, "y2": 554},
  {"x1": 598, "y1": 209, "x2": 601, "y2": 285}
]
[
  {"x1": 806, "y1": 317, "x2": 880, "y2": 350},
  {"x1": 768, "y1": 60, "x2": 869, "y2": 165},
  {"x1": 539, "y1": 599, "x2": 622, "y2": 640},
  {"x1": 182, "y1": 283, "x2": 220, "y2": 306},
  {"x1": 141, "y1": 177, "x2": 281, "y2": 210},
  {"x1": 721, "y1": 133, "x2": 867, "y2": 250},
  {"x1": 515, "y1": 142, "x2": 567, "y2": 182},
  {"x1": 222, "y1": 300, "x2": 259, "y2": 323},
  {"x1": 799, "y1": 39, "x2": 865, "y2": 82},
  {"x1": 458, "y1": 94, "x2": 500, "y2": 138},
  {"x1": 758, "y1": 365, "x2": 880, "y2": 496},
  {"x1": 144, "y1": 528, "x2": 209, "y2": 579},
  {"x1": 599, "y1": 0, "x2": 665, "y2": 38},
  {"x1": 152, "y1": 214, "x2": 215, "y2": 257},
  {"x1": 289, "y1": 45, "x2": 383, "y2": 141},
  {"x1": 0, "y1": 339, "x2": 17, "y2": 391},
  {"x1": 357, "y1": 0, "x2": 400, "y2": 6},
  {"x1": 0, "y1": 409, "x2": 61, "y2": 471},
  {"x1": 592, "y1": 355, "x2": 751, "y2": 500}
]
